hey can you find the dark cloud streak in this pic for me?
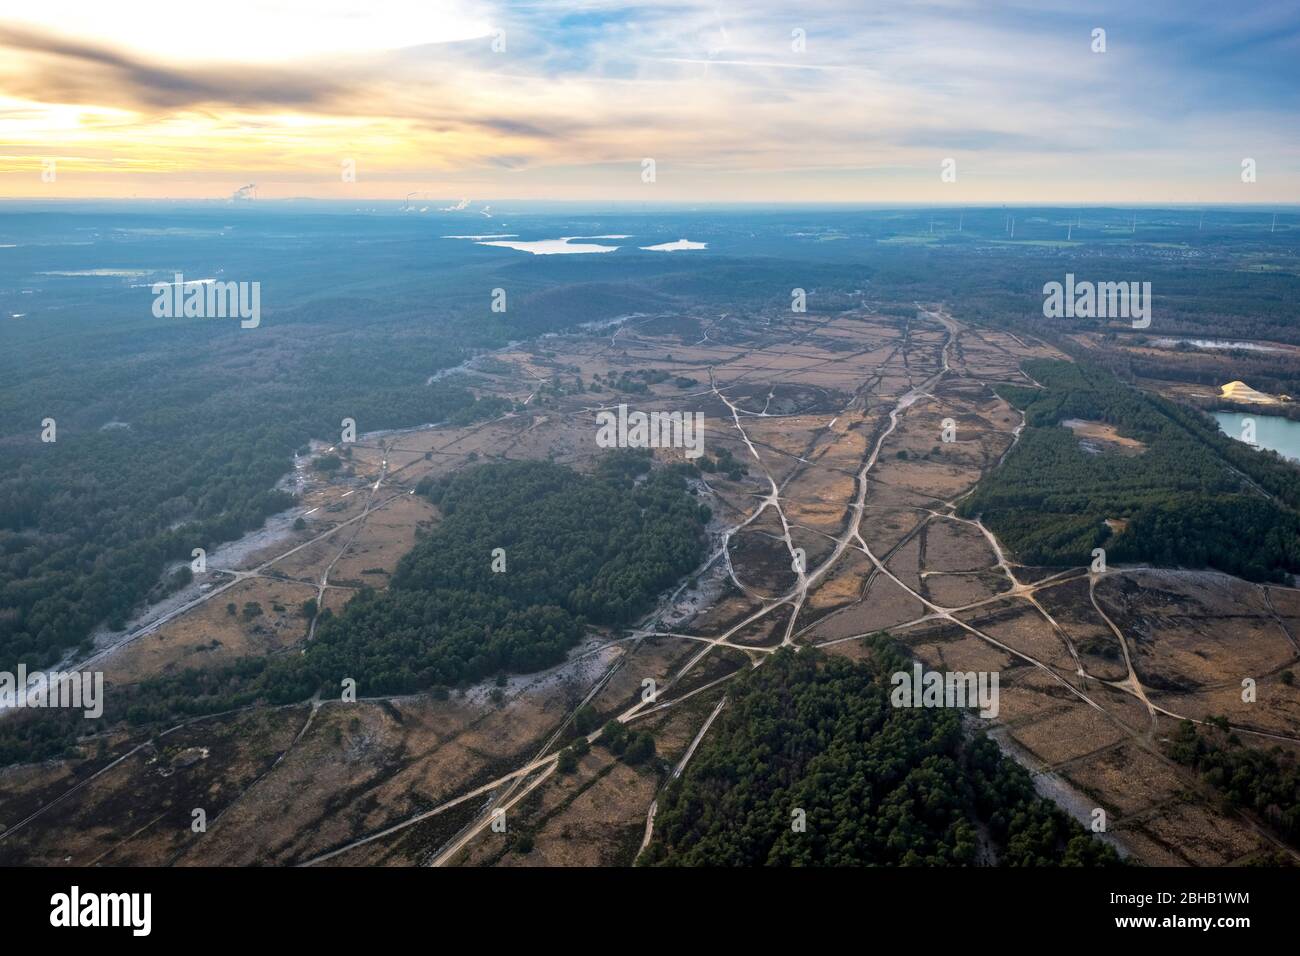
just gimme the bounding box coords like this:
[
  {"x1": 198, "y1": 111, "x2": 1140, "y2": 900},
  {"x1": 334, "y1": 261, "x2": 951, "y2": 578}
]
[{"x1": 0, "y1": 24, "x2": 347, "y2": 110}]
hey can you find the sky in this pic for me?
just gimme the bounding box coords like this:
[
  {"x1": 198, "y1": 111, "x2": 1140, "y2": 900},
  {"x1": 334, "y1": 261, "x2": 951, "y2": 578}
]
[{"x1": 1, "y1": 0, "x2": 1298, "y2": 202}]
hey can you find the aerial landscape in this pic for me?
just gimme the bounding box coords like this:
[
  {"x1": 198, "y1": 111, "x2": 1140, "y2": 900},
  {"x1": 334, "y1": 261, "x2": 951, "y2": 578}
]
[{"x1": 0, "y1": 0, "x2": 1297, "y2": 935}]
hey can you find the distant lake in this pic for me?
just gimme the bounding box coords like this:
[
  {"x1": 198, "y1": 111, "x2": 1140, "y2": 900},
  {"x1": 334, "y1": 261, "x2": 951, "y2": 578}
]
[
  {"x1": 441, "y1": 234, "x2": 707, "y2": 254},
  {"x1": 641, "y1": 239, "x2": 708, "y2": 252},
  {"x1": 474, "y1": 235, "x2": 629, "y2": 255},
  {"x1": 1214, "y1": 411, "x2": 1300, "y2": 462}
]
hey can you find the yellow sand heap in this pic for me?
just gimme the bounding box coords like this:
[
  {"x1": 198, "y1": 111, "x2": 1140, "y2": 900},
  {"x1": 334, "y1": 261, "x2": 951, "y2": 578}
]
[{"x1": 1220, "y1": 381, "x2": 1278, "y2": 405}]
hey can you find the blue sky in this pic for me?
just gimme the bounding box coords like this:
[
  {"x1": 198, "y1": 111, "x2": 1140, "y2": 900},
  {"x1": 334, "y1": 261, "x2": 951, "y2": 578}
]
[{"x1": 1, "y1": 0, "x2": 1297, "y2": 201}]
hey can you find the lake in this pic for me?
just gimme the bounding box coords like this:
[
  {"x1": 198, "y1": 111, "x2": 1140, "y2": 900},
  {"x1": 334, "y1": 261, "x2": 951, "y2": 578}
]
[
  {"x1": 1214, "y1": 411, "x2": 1300, "y2": 462},
  {"x1": 475, "y1": 235, "x2": 629, "y2": 255}
]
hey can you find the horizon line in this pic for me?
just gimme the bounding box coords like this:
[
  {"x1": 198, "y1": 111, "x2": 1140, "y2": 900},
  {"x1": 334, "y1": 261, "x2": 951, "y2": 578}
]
[{"x1": 3, "y1": 198, "x2": 1300, "y2": 209}]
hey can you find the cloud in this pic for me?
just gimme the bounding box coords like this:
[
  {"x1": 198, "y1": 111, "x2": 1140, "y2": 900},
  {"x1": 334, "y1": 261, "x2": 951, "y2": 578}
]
[
  {"x1": 2, "y1": 0, "x2": 1297, "y2": 201},
  {"x1": 0, "y1": 25, "x2": 350, "y2": 110}
]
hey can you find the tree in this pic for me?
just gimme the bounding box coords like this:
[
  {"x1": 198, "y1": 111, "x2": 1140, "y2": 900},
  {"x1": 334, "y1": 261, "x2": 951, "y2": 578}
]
[
  {"x1": 622, "y1": 732, "x2": 656, "y2": 765},
  {"x1": 646, "y1": 641, "x2": 1122, "y2": 868},
  {"x1": 574, "y1": 705, "x2": 600, "y2": 735},
  {"x1": 598, "y1": 720, "x2": 628, "y2": 754}
]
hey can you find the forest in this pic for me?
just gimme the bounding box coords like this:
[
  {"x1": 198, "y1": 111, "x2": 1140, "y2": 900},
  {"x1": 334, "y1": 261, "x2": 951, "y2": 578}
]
[
  {"x1": 1091, "y1": 335, "x2": 1300, "y2": 403},
  {"x1": 1167, "y1": 719, "x2": 1300, "y2": 850},
  {"x1": 7, "y1": 206, "x2": 1299, "y2": 675},
  {"x1": 0, "y1": 452, "x2": 709, "y2": 760},
  {"x1": 0, "y1": 235, "x2": 716, "y2": 673},
  {"x1": 961, "y1": 359, "x2": 1300, "y2": 581},
  {"x1": 299, "y1": 453, "x2": 710, "y2": 694},
  {"x1": 0, "y1": 376, "x2": 499, "y2": 673},
  {"x1": 6, "y1": 206, "x2": 1300, "y2": 772},
  {"x1": 643, "y1": 638, "x2": 1121, "y2": 867}
]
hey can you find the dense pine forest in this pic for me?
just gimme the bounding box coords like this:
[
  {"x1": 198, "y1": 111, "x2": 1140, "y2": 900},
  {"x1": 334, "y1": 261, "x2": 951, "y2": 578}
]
[
  {"x1": 0, "y1": 375, "x2": 503, "y2": 673},
  {"x1": 0, "y1": 454, "x2": 709, "y2": 764},
  {"x1": 643, "y1": 639, "x2": 1121, "y2": 867},
  {"x1": 301, "y1": 454, "x2": 710, "y2": 693},
  {"x1": 961, "y1": 359, "x2": 1300, "y2": 581},
  {"x1": 0, "y1": 284, "x2": 530, "y2": 673},
  {"x1": 0, "y1": 214, "x2": 733, "y2": 674}
]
